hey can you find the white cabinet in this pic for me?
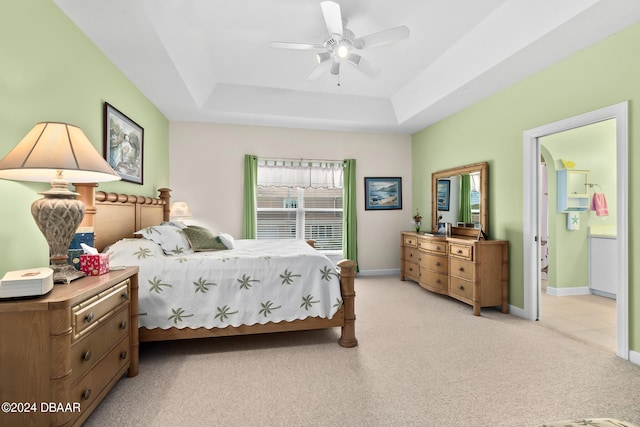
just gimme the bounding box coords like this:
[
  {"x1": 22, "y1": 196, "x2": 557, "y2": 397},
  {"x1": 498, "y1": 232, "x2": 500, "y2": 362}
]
[
  {"x1": 557, "y1": 169, "x2": 590, "y2": 212},
  {"x1": 588, "y1": 235, "x2": 617, "y2": 299}
]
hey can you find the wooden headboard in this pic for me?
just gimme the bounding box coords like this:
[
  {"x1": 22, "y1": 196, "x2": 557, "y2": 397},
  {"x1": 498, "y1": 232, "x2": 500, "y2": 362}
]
[{"x1": 74, "y1": 184, "x2": 171, "y2": 252}]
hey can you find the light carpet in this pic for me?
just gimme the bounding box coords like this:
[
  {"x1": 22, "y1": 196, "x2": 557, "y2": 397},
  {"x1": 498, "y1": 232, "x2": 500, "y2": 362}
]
[{"x1": 85, "y1": 276, "x2": 640, "y2": 426}]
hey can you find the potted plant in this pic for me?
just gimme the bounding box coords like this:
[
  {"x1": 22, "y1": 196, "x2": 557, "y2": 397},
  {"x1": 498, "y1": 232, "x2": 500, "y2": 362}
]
[{"x1": 412, "y1": 210, "x2": 422, "y2": 233}]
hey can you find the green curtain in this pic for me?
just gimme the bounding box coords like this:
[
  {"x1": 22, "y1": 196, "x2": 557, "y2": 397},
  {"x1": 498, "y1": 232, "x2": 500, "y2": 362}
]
[
  {"x1": 343, "y1": 159, "x2": 358, "y2": 270},
  {"x1": 242, "y1": 154, "x2": 258, "y2": 239},
  {"x1": 459, "y1": 174, "x2": 472, "y2": 223}
]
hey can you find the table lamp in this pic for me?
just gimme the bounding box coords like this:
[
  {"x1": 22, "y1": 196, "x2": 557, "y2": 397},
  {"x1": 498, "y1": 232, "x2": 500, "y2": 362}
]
[
  {"x1": 0, "y1": 122, "x2": 121, "y2": 283},
  {"x1": 170, "y1": 201, "x2": 192, "y2": 223}
]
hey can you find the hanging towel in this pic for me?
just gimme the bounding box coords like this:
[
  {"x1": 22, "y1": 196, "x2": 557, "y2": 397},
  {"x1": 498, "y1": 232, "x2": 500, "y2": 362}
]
[{"x1": 590, "y1": 192, "x2": 609, "y2": 217}]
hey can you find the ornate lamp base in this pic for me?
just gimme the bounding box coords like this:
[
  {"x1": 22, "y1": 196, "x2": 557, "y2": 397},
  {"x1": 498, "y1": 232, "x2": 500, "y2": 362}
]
[
  {"x1": 31, "y1": 173, "x2": 86, "y2": 284},
  {"x1": 51, "y1": 264, "x2": 86, "y2": 284}
]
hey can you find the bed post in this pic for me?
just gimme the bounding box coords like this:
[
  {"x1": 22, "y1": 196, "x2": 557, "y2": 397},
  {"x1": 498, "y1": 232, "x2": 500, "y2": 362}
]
[
  {"x1": 75, "y1": 183, "x2": 98, "y2": 228},
  {"x1": 158, "y1": 188, "x2": 171, "y2": 221},
  {"x1": 337, "y1": 259, "x2": 357, "y2": 347}
]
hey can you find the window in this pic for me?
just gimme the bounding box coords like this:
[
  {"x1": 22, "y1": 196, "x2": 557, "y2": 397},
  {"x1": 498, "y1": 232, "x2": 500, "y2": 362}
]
[{"x1": 256, "y1": 160, "x2": 343, "y2": 252}]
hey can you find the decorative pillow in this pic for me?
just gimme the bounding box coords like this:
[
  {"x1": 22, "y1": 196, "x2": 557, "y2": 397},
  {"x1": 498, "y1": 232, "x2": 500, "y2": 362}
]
[
  {"x1": 218, "y1": 233, "x2": 235, "y2": 249},
  {"x1": 134, "y1": 225, "x2": 194, "y2": 256},
  {"x1": 183, "y1": 225, "x2": 228, "y2": 251}
]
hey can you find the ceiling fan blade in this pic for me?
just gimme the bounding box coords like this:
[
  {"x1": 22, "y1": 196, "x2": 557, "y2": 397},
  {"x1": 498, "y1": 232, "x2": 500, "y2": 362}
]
[
  {"x1": 307, "y1": 60, "x2": 332, "y2": 80},
  {"x1": 346, "y1": 53, "x2": 380, "y2": 78},
  {"x1": 270, "y1": 41, "x2": 324, "y2": 50},
  {"x1": 320, "y1": 1, "x2": 343, "y2": 36},
  {"x1": 353, "y1": 25, "x2": 410, "y2": 49}
]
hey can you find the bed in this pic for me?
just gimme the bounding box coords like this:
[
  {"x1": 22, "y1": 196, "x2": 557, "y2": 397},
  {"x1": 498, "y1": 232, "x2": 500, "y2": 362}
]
[{"x1": 74, "y1": 184, "x2": 357, "y2": 347}]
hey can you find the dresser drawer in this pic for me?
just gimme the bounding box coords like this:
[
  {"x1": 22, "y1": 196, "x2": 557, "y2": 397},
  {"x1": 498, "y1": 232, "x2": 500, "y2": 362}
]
[
  {"x1": 70, "y1": 305, "x2": 130, "y2": 384},
  {"x1": 420, "y1": 253, "x2": 448, "y2": 274},
  {"x1": 450, "y1": 277, "x2": 473, "y2": 301},
  {"x1": 450, "y1": 258, "x2": 474, "y2": 281},
  {"x1": 449, "y1": 243, "x2": 473, "y2": 260},
  {"x1": 404, "y1": 261, "x2": 419, "y2": 281},
  {"x1": 71, "y1": 336, "x2": 130, "y2": 412},
  {"x1": 404, "y1": 247, "x2": 419, "y2": 264},
  {"x1": 419, "y1": 239, "x2": 446, "y2": 254},
  {"x1": 403, "y1": 235, "x2": 418, "y2": 247},
  {"x1": 72, "y1": 280, "x2": 130, "y2": 339},
  {"x1": 420, "y1": 269, "x2": 448, "y2": 293}
]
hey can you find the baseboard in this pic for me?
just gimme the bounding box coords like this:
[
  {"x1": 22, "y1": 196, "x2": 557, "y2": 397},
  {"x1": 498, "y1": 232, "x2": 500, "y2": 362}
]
[
  {"x1": 630, "y1": 350, "x2": 640, "y2": 366},
  {"x1": 507, "y1": 304, "x2": 528, "y2": 319},
  {"x1": 357, "y1": 268, "x2": 400, "y2": 277},
  {"x1": 546, "y1": 286, "x2": 590, "y2": 296}
]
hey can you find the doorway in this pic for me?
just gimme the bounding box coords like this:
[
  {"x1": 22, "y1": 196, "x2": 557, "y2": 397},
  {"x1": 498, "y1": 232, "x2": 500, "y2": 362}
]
[
  {"x1": 539, "y1": 120, "x2": 617, "y2": 351},
  {"x1": 522, "y1": 102, "x2": 629, "y2": 360}
]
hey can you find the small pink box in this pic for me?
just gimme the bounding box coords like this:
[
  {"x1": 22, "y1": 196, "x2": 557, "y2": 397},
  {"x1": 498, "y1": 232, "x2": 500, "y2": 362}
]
[{"x1": 80, "y1": 254, "x2": 109, "y2": 276}]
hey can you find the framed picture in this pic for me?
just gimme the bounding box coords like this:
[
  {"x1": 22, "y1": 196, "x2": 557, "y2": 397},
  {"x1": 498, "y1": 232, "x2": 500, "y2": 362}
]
[
  {"x1": 103, "y1": 102, "x2": 144, "y2": 184},
  {"x1": 364, "y1": 177, "x2": 402, "y2": 210},
  {"x1": 437, "y1": 179, "x2": 450, "y2": 211}
]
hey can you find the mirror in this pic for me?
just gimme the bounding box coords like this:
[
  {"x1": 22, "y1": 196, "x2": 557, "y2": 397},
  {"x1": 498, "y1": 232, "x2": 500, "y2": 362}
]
[{"x1": 431, "y1": 161, "x2": 488, "y2": 236}]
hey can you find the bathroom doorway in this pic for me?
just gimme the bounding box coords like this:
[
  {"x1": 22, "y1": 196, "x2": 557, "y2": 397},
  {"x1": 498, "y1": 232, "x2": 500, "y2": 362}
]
[
  {"x1": 538, "y1": 120, "x2": 617, "y2": 351},
  {"x1": 522, "y1": 102, "x2": 629, "y2": 360}
]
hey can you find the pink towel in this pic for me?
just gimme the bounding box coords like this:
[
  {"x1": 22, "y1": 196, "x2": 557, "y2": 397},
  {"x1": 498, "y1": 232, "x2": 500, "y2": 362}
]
[{"x1": 590, "y1": 192, "x2": 608, "y2": 217}]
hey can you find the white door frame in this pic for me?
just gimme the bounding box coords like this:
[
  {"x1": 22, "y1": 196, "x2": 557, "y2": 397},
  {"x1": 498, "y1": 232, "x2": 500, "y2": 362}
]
[{"x1": 522, "y1": 102, "x2": 629, "y2": 360}]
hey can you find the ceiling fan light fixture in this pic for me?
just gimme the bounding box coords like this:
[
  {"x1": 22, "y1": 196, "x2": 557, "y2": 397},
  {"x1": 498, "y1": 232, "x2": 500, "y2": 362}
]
[
  {"x1": 346, "y1": 53, "x2": 361, "y2": 66},
  {"x1": 330, "y1": 59, "x2": 340, "y2": 75},
  {"x1": 337, "y1": 44, "x2": 349, "y2": 58},
  {"x1": 316, "y1": 52, "x2": 332, "y2": 64}
]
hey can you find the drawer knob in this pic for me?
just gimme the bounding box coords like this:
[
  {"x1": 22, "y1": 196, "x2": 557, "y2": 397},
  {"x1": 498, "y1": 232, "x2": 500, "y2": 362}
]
[
  {"x1": 458, "y1": 267, "x2": 464, "y2": 272},
  {"x1": 82, "y1": 389, "x2": 92, "y2": 401},
  {"x1": 458, "y1": 284, "x2": 464, "y2": 290},
  {"x1": 435, "y1": 279, "x2": 441, "y2": 284},
  {"x1": 436, "y1": 246, "x2": 441, "y2": 250},
  {"x1": 85, "y1": 312, "x2": 95, "y2": 324},
  {"x1": 82, "y1": 351, "x2": 92, "y2": 362},
  {"x1": 120, "y1": 351, "x2": 128, "y2": 360},
  {"x1": 120, "y1": 321, "x2": 127, "y2": 330},
  {"x1": 435, "y1": 262, "x2": 440, "y2": 267},
  {"x1": 121, "y1": 291, "x2": 129, "y2": 300},
  {"x1": 457, "y1": 250, "x2": 462, "y2": 254}
]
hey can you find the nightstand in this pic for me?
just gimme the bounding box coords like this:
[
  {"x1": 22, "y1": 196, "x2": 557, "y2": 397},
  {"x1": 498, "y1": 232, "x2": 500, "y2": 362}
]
[{"x1": 0, "y1": 267, "x2": 139, "y2": 427}]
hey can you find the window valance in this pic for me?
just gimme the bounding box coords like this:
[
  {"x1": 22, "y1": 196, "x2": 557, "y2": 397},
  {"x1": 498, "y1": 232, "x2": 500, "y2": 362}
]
[{"x1": 257, "y1": 159, "x2": 344, "y2": 189}]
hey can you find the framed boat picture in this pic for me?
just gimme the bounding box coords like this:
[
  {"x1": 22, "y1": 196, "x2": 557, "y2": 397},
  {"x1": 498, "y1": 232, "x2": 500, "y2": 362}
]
[{"x1": 364, "y1": 177, "x2": 402, "y2": 210}]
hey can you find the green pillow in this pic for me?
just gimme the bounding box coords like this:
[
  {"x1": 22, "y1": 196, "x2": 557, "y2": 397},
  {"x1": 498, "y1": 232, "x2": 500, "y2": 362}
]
[{"x1": 183, "y1": 225, "x2": 227, "y2": 251}]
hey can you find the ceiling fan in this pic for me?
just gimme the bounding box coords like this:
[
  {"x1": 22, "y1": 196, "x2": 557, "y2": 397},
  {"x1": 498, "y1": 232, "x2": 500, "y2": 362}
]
[{"x1": 270, "y1": 1, "x2": 410, "y2": 81}]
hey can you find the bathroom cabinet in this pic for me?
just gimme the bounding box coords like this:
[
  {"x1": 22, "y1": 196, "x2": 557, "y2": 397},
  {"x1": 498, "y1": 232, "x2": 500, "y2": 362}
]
[{"x1": 557, "y1": 169, "x2": 590, "y2": 212}]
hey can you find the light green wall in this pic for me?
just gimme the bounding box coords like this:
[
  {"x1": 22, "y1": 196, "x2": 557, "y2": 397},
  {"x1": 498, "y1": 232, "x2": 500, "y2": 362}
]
[
  {"x1": 412, "y1": 22, "x2": 640, "y2": 351},
  {"x1": 541, "y1": 119, "x2": 617, "y2": 290},
  {"x1": 0, "y1": 0, "x2": 169, "y2": 276}
]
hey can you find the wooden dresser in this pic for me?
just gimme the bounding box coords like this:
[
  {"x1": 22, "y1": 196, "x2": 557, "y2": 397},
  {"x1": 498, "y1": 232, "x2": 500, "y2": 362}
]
[
  {"x1": 401, "y1": 232, "x2": 508, "y2": 315},
  {"x1": 0, "y1": 267, "x2": 139, "y2": 427}
]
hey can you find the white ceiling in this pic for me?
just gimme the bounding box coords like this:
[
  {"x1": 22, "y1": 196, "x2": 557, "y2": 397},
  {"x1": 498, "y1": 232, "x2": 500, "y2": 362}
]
[{"x1": 54, "y1": 0, "x2": 640, "y2": 134}]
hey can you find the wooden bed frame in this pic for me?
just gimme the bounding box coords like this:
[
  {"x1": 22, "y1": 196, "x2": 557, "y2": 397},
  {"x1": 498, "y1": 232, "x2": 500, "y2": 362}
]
[{"x1": 74, "y1": 184, "x2": 358, "y2": 347}]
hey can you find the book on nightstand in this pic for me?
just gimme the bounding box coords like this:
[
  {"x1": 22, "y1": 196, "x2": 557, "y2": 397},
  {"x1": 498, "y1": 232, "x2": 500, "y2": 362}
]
[{"x1": 0, "y1": 267, "x2": 54, "y2": 298}]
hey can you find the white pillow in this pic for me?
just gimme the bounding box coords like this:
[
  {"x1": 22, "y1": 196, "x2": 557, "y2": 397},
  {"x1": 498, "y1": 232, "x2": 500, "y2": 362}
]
[
  {"x1": 218, "y1": 233, "x2": 235, "y2": 249},
  {"x1": 106, "y1": 238, "x2": 165, "y2": 259},
  {"x1": 160, "y1": 220, "x2": 187, "y2": 229},
  {"x1": 134, "y1": 225, "x2": 194, "y2": 255}
]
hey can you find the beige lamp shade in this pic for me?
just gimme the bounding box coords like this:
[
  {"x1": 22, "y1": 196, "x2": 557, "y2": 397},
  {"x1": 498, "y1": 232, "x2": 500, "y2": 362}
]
[
  {"x1": 170, "y1": 201, "x2": 193, "y2": 220},
  {"x1": 0, "y1": 122, "x2": 120, "y2": 182}
]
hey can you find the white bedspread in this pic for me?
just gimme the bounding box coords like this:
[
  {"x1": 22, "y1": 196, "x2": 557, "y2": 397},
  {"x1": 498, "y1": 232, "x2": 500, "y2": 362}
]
[{"x1": 106, "y1": 238, "x2": 343, "y2": 330}]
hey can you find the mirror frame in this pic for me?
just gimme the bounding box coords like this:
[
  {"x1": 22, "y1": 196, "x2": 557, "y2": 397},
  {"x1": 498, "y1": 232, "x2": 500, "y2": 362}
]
[{"x1": 431, "y1": 161, "x2": 488, "y2": 236}]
